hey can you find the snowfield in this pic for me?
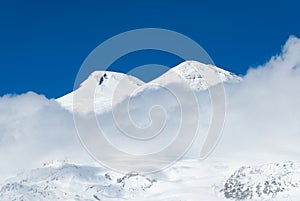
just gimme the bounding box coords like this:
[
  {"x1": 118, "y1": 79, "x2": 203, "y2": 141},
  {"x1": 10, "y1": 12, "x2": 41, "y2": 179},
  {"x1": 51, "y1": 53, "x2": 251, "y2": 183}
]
[{"x1": 1, "y1": 160, "x2": 300, "y2": 201}]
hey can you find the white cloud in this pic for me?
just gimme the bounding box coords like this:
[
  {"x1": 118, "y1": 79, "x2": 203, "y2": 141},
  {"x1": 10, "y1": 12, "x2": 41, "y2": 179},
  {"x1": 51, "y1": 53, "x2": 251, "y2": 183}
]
[
  {"x1": 0, "y1": 36, "x2": 300, "y2": 180},
  {"x1": 216, "y1": 36, "x2": 300, "y2": 164},
  {"x1": 0, "y1": 92, "x2": 91, "y2": 181}
]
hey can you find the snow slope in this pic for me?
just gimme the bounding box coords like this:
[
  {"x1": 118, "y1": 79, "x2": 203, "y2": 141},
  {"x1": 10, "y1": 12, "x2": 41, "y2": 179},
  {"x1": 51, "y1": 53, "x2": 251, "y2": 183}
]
[
  {"x1": 0, "y1": 160, "x2": 227, "y2": 201},
  {"x1": 1, "y1": 160, "x2": 300, "y2": 201},
  {"x1": 0, "y1": 160, "x2": 156, "y2": 201}
]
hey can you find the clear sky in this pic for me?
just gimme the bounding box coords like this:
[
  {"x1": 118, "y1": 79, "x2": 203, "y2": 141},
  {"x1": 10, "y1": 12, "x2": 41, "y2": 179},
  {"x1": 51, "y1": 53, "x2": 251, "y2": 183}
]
[{"x1": 0, "y1": 0, "x2": 299, "y2": 98}]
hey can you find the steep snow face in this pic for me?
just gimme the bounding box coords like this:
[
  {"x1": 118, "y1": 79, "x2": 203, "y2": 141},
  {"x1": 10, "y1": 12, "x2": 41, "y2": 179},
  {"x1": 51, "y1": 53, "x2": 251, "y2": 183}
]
[
  {"x1": 220, "y1": 162, "x2": 300, "y2": 200},
  {"x1": 57, "y1": 71, "x2": 144, "y2": 114},
  {"x1": 56, "y1": 61, "x2": 241, "y2": 113}
]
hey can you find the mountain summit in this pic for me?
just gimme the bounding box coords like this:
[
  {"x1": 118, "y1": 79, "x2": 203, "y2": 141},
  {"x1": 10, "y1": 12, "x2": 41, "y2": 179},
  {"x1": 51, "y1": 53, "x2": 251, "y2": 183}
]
[{"x1": 151, "y1": 60, "x2": 241, "y2": 90}]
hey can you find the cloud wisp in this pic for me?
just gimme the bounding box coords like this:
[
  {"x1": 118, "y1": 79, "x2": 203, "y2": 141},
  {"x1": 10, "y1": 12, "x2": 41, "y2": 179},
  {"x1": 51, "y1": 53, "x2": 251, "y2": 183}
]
[{"x1": 217, "y1": 36, "x2": 300, "y2": 163}]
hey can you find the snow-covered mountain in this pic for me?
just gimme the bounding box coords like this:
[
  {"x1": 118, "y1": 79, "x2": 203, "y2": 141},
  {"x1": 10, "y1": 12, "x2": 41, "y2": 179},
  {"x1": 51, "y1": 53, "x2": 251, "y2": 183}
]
[
  {"x1": 29, "y1": 60, "x2": 297, "y2": 201},
  {"x1": 2, "y1": 35, "x2": 300, "y2": 201},
  {"x1": 56, "y1": 60, "x2": 241, "y2": 113},
  {"x1": 55, "y1": 60, "x2": 243, "y2": 162}
]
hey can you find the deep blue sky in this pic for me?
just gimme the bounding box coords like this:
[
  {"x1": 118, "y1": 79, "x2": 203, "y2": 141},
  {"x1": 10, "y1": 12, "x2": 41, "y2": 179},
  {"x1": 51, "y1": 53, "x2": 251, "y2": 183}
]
[{"x1": 0, "y1": 0, "x2": 299, "y2": 98}]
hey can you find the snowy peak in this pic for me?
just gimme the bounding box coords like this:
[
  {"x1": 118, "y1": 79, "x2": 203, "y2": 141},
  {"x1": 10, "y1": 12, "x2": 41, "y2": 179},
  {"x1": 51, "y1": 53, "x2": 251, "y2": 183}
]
[
  {"x1": 56, "y1": 71, "x2": 144, "y2": 113},
  {"x1": 151, "y1": 60, "x2": 242, "y2": 90},
  {"x1": 175, "y1": 60, "x2": 241, "y2": 83}
]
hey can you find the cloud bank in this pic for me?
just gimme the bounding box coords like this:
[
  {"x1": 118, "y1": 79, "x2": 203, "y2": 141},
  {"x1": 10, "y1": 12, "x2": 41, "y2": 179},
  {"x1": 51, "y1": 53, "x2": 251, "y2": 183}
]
[
  {"x1": 0, "y1": 36, "x2": 300, "y2": 180},
  {"x1": 0, "y1": 93, "x2": 91, "y2": 181}
]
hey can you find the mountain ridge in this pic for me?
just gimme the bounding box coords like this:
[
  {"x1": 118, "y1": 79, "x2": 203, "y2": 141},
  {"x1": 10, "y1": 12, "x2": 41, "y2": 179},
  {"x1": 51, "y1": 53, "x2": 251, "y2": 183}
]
[{"x1": 56, "y1": 60, "x2": 241, "y2": 113}]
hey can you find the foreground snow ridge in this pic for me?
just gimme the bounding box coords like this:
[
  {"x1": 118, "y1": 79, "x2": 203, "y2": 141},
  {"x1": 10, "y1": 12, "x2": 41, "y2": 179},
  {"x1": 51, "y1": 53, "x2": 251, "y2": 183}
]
[
  {"x1": 1, "y1": 160, "x2": 300, "y2": 200},
  {"x1": 0, "y1": 161, "x2": 156, "y2": 201}
]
